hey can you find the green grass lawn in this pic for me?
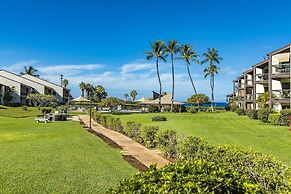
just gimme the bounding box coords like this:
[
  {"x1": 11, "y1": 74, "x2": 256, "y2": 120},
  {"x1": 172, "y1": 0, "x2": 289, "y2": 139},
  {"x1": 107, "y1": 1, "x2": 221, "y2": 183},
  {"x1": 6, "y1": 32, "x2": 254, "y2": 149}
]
[
  {"x1": 0, "y1": 105, "x2": 41, "y2": 118},
  {"x1": 116, "y1": 111, "x2": 291, "y2": 165},
  {"x1": 0, "y1": 117, "x2": 136, "y2": 193}
]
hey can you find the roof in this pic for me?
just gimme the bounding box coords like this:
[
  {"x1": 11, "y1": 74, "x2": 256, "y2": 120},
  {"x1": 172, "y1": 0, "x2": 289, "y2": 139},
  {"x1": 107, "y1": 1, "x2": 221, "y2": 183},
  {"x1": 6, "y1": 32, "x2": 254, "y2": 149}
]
[
  {"x1": 252, "y1": 60, "x2": 268, "y2": 68},
  {"x1": 135, "y1": 97, "x2": 151, "y2": 103},
  {"x1": 138, "y1": 94, "x2": 184, "y2": 105},
  {"x1": 267, "y1": 44, "x2": 291, "y2": 56},
  {"x1": 71, "y1": 96, "x2": 90, "y2": 102}
]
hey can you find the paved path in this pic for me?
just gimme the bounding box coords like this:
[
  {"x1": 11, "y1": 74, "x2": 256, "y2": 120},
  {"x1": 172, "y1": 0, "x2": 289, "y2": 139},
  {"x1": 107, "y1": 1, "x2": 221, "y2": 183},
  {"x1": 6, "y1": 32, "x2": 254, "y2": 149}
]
[{"x1": 79, "y1": 115, "x2": 170, "y2": 168}]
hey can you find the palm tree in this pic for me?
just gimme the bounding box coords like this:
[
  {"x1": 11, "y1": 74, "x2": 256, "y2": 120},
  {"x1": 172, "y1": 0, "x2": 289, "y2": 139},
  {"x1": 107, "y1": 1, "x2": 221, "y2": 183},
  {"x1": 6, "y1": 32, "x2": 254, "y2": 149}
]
[
  {"x1": 20, "y1": 66, "x2": 39, "y2": 77},
  {"x1": 144, "y1": 40, "x2": 168, "y2": 111},
  {"x1": 79, "y1": 82, "x2": 86, "y2": 97},
  {"x1": 95, "y1": 85, "x2": 107, "y2": 102},
  {"x1": 178, "y1": 44, "x2": 200, "y2": 94},
  {"x1": 62, "y1": 79, "x2": 69, "y2": 88},
  {"x1": 85, "y1": 83, "x2": 91, "y2": 99},
  {"x1": 166, "y1": 40, "x2": 179, "y2": 112},
  {"x1": 130, "y1": 90, "x2": 138, "y2": 101},
  {"x1": 201, "y1": 48, "x2": 223, "y2": 110},
  {"x1": 124, "y1": 93, "x2": 129, "y2": 101}
]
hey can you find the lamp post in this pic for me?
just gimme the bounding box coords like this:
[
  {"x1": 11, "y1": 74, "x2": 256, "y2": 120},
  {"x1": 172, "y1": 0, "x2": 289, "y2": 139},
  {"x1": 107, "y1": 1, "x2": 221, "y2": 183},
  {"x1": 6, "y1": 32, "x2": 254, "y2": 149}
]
[
  {"x1": 89, "y1": 99, "x2": 92, "y2": 130},
  {"x1": 60, "y1": 74, "x2": 64, "y2": 87}
]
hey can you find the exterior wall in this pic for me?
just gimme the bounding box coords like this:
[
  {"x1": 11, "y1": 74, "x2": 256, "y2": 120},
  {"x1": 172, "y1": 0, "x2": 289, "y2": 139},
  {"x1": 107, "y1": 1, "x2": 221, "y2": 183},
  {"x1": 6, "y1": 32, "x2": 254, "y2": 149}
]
[
  {"x1": 22, "y1": 74, "x2": 67, "y2": 103},
  {"x1": 0, "y1": 76, "x2": 21, "y2": 104}
]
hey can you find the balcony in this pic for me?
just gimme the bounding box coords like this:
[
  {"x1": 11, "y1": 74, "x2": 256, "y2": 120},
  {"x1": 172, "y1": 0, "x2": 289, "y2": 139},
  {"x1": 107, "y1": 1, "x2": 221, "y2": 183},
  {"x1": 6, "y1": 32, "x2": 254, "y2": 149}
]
[
  {"x1": 256, "y1": 73, "x2": 269, "y2": 83},
  {"x1": 235, "y1": 83, "x2": 244, "y2": 90},
  {"x1": 273, "y1": 89, "x2": 290, "y2": 102},
  {"x1": 272, "y1": 64, "x2": 290, "y2": 78},
  {"x1": 246, "y1": 94, "x2": 254, "y2": 101}
]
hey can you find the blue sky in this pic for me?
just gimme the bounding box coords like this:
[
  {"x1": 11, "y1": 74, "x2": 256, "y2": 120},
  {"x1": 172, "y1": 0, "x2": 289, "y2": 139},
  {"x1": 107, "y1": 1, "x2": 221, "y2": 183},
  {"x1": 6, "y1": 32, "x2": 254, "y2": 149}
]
[{"x1": 0, "y1": 0, "x2": 290, "y2": 101}]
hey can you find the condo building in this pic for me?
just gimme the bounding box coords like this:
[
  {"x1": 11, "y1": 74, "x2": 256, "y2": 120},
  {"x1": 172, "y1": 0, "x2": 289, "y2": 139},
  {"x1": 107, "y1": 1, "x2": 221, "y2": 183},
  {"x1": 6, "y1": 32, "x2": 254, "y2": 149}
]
[
  {"x1": 0, "y1": 69, "x2": 70, "y2": 105},
  {"x1": 227, "y1": 44, "x2": 290, "y2": 111}
]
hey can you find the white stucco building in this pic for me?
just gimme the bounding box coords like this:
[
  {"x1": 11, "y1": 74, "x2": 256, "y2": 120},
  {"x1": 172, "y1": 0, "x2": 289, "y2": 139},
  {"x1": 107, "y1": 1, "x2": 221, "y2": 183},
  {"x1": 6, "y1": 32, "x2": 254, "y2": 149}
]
[{"x1": 0, "y1": 69, "x2": 70, "y2": 105}]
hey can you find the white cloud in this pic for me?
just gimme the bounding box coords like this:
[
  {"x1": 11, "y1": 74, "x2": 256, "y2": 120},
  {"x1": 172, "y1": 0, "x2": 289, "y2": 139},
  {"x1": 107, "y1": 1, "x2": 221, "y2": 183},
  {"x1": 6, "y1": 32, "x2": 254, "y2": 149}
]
[
  {"x1": 40, "y1": 64, "x2": 102, "y2": 72},
  {"x1": 2, "y1": 60, "x2": 39, "y2": 72},
  {"x1": 221, "y1": 66, "x2": 238, "y2": 75},
  {"x1": 121, "y1": 63, "x2": 154, "y2": 74}
]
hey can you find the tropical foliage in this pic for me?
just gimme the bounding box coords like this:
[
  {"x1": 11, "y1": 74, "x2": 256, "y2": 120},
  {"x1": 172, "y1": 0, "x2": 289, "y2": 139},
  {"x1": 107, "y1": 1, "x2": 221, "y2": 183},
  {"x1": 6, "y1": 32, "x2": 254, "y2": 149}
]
[{"x1": 20, "y1": 66, "x2": 39, "y2": 77}]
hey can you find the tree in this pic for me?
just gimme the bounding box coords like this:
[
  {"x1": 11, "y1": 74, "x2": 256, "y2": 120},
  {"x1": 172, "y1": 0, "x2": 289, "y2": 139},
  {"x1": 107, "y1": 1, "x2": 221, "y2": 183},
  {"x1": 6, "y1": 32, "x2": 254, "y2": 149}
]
[
  {"x1": 79, "y1": 82, "x2": 86, "y2": 97},
  {"x1": 85, "y1": 83, "x2": 91, "y2": 99},
  {"x1": 20, "y1": 66, "x2": 39, "y2": 77},
  {"x1": 166, "y1": 40, "x2": 179, "y2": 112},
  {"x1": 27, "y1": 94, "x2": 57, "y2": 111},
  {"x1": 187, "y1": 93, "x2": 209, "y2": 110},
  {"x1": 62, "y1": 79, "x2": 69, "y2": 88},
  {"x1": 100, "y1": 97, "x2": 123, "y2": 109},
  {"x1": 94, "y1": 85, "x2": 107, "y2": 102},
  {"x1": 178, "y1": 44, "x2": 200, "y2": 94},
  {"x1": 130, "y1": 90, "x2": 138, "y2": 101},
  {"x1": 257, "y1": 92, "x2": 274, "y2": 108},
  {"x1": 201, "y1": 48, "x2": 223, "y2": 111},
  {"x1": 3, "y1": 86, "x2": 16, "y2": 104},
  {"x1": 124, "y1": 93, "x2": 129, "y2": 101},
  {"x1": 145, "y1": 40, "x2": 168, "y2": 111}
]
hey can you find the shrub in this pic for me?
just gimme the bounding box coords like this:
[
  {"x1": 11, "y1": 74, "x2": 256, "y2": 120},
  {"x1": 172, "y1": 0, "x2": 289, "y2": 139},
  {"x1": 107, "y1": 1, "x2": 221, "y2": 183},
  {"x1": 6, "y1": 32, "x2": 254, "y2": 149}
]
[
  {"x1": 148, "y1": 105, "x2": 159, "y2": 113},
  {"x1": 140, "y1": 126, "x2": 159, "y2": 148},
  {"x1": 258, "y1": 108, "x2": 272, "y2": 123},
  {"x1": 188, "y1": 106, "x2": 199, "y2": 113},
  {"x1": 40, "y1": 107, "x2": 52, "y2": 115},
  {"x1": 109, "y1": 160, "x2": 263, "y2": 193},
  {"x1": 246, "y1": 109, "x2": 258, "y2": 119},
  {"x1": 21, "y1": 105, "x2": 28, "y2": 111},
  {"x1": 162, "y1": 105, "x2": 171, "y2": 112},
  {"x1": 125, "y1": 121, "x2": 142, "y2": 142},
  {"x1": 94, "y1": 113, "x2": 101, "y2": 124},
  {"x1": 279, "y1": 109, "x2": 291, "y2": 126},
  {"x1": 268, "y1": 113, "x2": 280, "y2": 125},
  {"x1": 100, "y1": 115, "x2": 108, "y2": 128},
  {"x1": 157, "y1": 129, "x2": 177, "y2": 159},
  {"x1": 112, "y1": 117, "x2": 124, "y2": 133},
  {"x1": 230, "y1": 106, "x2": 238, "y2": 112},
  {"x1": 106, "y1": 116, "x2": 114, "y2": 129},
  {"x1": 152, "y1": 116, "x2": 167, "y2": 122},
  {"x1": 111, "y1": 111, "x2": 131, "y2": 115},
  {"x1": 235, "y1": 108, "x2": 245, "y2": 116},
  {"x1": 177, "y1": 136, "x2": 210, "y2": 159}
]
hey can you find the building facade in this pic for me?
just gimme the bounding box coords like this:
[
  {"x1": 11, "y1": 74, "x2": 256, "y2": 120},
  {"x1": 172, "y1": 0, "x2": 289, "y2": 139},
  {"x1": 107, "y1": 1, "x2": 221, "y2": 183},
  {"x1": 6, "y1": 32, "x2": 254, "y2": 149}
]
[
  {"x1": 0, "y1": 69, "x2": 70, "y2": 105},
  {"x1": 227, "y1": 44, "x2": 290, "y2": 111}
]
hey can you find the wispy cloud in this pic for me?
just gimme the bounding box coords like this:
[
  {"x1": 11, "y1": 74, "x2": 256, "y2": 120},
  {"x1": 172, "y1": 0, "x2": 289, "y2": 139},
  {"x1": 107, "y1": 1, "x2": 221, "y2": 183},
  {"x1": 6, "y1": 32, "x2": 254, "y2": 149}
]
[
  {"x1": 121, "y1": 63, "x2": 154, "y2": 74},
  {"x1": 221, "y1": 66, "x2": 238, "y2": 75},
  {"x1": 2, "y1": 60, "x2": 39, "y2": 72},
  {"x1": 40, "y1": 64, "x2": 102, "y2": 72}
]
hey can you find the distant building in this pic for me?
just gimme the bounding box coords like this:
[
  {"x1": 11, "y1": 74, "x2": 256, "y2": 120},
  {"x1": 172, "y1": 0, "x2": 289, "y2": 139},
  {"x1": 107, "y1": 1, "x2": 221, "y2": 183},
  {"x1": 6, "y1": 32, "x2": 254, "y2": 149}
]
[
  {"x1": 0, "y1": 69, "x2": 70, "y2": 105},
  {"x1": 137, "y1": 91, "x2": 184, "y2": 106},
  {"x1": 227, "y1": 44, "x2": 290, "y2": 111}
]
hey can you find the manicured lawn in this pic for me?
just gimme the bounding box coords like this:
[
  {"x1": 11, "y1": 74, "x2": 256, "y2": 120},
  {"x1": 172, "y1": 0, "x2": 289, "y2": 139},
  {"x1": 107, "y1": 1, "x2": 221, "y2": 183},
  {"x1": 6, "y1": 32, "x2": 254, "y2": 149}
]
[
  {"x1": 0, "y1": 117, "x2": 136, "y2": 193},
  {"x1": 0, "y1": 105, "x2": 41, "y2": 118},
  {"x1": 116, "y1": 112, "x2": 291, "y2": 165}
]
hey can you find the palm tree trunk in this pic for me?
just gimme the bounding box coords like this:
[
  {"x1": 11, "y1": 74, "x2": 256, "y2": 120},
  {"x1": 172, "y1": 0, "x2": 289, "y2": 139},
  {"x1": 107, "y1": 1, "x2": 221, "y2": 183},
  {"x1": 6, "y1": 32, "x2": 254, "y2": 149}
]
[
  {"x1": 211, "y1": 75, "x2": 214, "y2": 111},
  {"x1": 156, "y1": 57, "x2": 162, "y2": 111},
  {"x1": 171, "y1": 54, "x2": 175, "y2": 112},
  {"x1": 81, "y1": 90, "x2": 84, "y2": 97},
  {"x1": 186, "y1": 61, "x2": 197, "y2": 94}
]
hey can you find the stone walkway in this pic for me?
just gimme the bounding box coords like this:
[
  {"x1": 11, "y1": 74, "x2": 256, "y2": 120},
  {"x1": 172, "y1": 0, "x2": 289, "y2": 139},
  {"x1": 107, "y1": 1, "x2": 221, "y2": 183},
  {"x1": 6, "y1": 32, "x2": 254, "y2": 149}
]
[{"x1": 79, "y1": 115, "x2": 170, "y2": 169}]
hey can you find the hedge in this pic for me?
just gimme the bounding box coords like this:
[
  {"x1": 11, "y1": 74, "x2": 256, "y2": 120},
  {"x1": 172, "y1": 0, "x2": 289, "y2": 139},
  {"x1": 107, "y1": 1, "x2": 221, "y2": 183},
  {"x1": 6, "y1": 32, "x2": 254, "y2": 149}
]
[
  {"x1": 279, "y1": 109, "x2": 291, "y2": 126},
  {"x1": 246, "y1": 109, "x2": 258, "y2": 119},
  {"x1": 235, "y1": 108, "x2": 245, "y2": 116},
  {"x1": 152, "y1": 116, "x2": 167, "y2": 122},
  {"x1": 140, "y1": 126, "x2": 159, "y2": 148},
  {"x1": 157, "y1": 129, "x2": 177, "y2": 159},
  {"x1": 268, "y1": 113, "x2": 280, "y2": 125},
  {"x1": 125, "y1": 121, "x2": 142, "y2": 142},
  {"x1": 258, "y1": 108, "x2": 272, "y2": 123}
]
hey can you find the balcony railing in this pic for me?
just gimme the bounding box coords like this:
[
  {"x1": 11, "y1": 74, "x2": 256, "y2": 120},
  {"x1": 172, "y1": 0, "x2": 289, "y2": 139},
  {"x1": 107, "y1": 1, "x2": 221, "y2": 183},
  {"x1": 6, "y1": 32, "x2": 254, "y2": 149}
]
[
  {"x1": 246, "y1": 94, "x2": 254, "y2": 100},
  {"x1": 273, "y1": 89, "x2": 291, "y2": 99},
  {"x1": 272, "y1": 64, "x2": 290, "y2": 75},
  {"x1": 256, "y1": 73, "x2": 269, "y2": 82}
]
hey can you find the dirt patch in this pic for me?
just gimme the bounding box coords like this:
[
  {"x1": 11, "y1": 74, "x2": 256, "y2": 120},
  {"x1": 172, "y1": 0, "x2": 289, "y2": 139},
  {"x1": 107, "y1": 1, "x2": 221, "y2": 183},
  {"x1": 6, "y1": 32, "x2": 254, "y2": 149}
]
[
  {"x1": 87, "y1": 129, "x2": 122, "y2": 149},
  {"x1": 122, "y1": 154, "x2": 148, "y2": 172}
]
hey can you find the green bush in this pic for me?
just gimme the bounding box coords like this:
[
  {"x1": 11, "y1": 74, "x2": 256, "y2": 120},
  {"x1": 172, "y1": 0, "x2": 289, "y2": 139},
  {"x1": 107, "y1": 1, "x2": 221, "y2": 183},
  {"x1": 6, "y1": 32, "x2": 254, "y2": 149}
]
[
  {"x1": 106, "y1": 116, "x2": 114, "y2": 129},
  {"x1": 177, "y1": 136, "x2": 210, "y2": 159},
  {"x1": 188, "y1": 106, "x2": 199, "y2": 113},
  {"x1": 109, "y1": 159, "x2": 263, "y2": 193},
  {"x1": 140, "y1": 126, "x2": 159, "y2": 148},
  {"x1": 111, "y1": 111, "x2": 131, "y2": 115},
  {"x1": 268, "y1": 113, "x2": 280, "y2": 125},
  {"x1": 157, "y1": 129, "x2": 177, "y2": 159},
  {"x1": 279, "y1": 109, "x2": 291, "y2": 126},
  {"x1": 94, "y1": 112, "x2": 101, "y2": 124},
  {"x1": 148, "y1": 105, "x2": 159, "y2": 113},
  {"x1": 125, "y1": 121, "x2": 142, "y2": 142},
  {"x1": 246, "y1": 109, "x2": 258, "y2": 119},
  {"x1": 162, "y1": 105, "x2": 171, "y2": 112},
  {"x1": 258, "y1": 108, "x2": 272, "y2": 123},
  {"x1": 100, "y1": 115, "x2": 108, "y2": 128},
  {"x1": 40, "y1": 107, "x2": 52, "y2": 115},
  {"x1": 235, "y1": 108, "x2": 245, "y2": 116},
  {"x1": 152, "y1": 115, "x2": 167, "y2": 122},
  {"x1": 112, "y1": 117, "x2": 124, "y2": 133},
  {"x1": 21, "y1": 105, "x2": 28, "y2": 111}
]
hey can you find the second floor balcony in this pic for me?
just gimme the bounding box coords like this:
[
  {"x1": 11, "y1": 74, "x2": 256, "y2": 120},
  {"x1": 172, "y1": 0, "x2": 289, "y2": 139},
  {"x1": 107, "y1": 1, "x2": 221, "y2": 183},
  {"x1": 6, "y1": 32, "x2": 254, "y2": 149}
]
[
  {"x1": 272, "y1": 64, "x2": 290, "y2": 78},
  {"x1": 273, "y1": 89, "x2": 291, "y2": 100},
  {"x1": 256, "y1": 73, "x2": 269, "y2": 82}
]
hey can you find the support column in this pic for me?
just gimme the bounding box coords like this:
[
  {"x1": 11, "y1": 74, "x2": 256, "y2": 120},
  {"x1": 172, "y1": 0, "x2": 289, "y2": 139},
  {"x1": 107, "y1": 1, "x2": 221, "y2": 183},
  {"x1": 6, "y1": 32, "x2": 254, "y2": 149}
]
[
  {"x1": 1, "y1": 85, "x2": 5, "y2": 104},
  {"x1": 269, "y1": 56, "x2": 273, "y2": 109}
]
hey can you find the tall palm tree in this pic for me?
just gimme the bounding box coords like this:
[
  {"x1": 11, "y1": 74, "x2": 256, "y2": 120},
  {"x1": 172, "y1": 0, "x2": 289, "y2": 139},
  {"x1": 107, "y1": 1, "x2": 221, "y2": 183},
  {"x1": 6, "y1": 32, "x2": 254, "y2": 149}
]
[
  {"x1": 166, "y1": 40, "x2": 179, "y2": 112},
  {"x1": 130, "y1": 90, "x2": 138, "y2": 101},
  {"x1": 20, "y1": 66, "x2": 39, "y2": 77},
  {"x1": 201, "y1": 48, "x2": 223, "y2": 110},
  {"x1": 85, "y1": 83, "x2": 91, "y2": 99},
  {"x1": 95, "y1": 85, "x2": 107, "y2": 102},
  {"x1": 144, "y1": 40, "x2": 168, "y2": 111},
  {"x1": 178, "y1": 44, "x2": 200, "y2": 94},
  {"x1": 62, "y1": 79, "x2": 69, "y2": 88},
  {"x1": 124, "y1": 93, "x2": 129, "y2": 101},
  {"x1": 79, "y1": 82, "x2": 86, "y2": 97}
]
